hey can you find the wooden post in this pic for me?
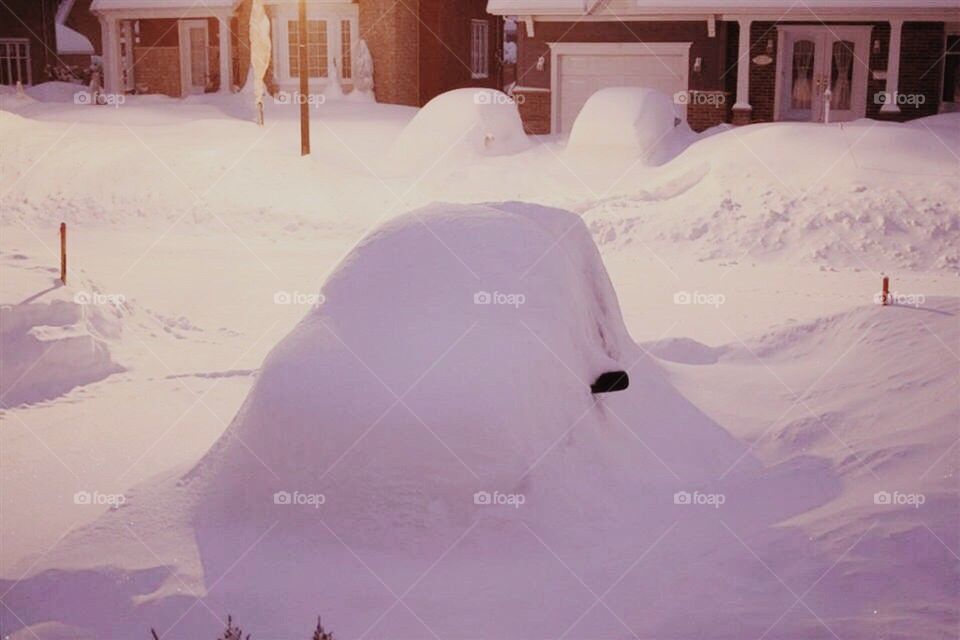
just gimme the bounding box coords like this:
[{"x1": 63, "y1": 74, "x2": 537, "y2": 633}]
[
  {"x1": 59, "y1": 222, "x2": 67, "y2": 285},
  {"x1": 298, "y1": 0, "x2": 310, "y2": 156},
  {"x1": 881, "y1": 276, "x2": 890, "y2": 306}
]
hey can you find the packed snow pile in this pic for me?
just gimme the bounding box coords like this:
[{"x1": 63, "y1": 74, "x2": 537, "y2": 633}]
[
  {"x1": 586, "y1": 114, "x2": 960, "y2": 271},
  {"x1": 566, "y1": 87, "x2": 682, "y2": 163},
  {"x1": 390, "y1": 88, "x2": 529, "y2": 172},
  {"x1": 0, "y1": 253, "x2": 125, "y2": 407}
]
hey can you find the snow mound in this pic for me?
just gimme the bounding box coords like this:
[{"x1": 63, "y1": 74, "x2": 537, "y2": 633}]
[
  {"x1": 0, "y1": 260, "x2": 125, "y2": 407},
  {"x1": 566, "y1": 87, "x2": 680, "y2": 162},
  {"x1": 24, "y1": 81, "x2": 85, "y2": 103},
  {"x1": 390, "y1": 88, "x2": 529, "y2": 171}
]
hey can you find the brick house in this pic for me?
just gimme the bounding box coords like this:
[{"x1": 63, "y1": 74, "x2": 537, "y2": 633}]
[
  {"x1": 486, "y1": 0, "x2": 960, "y2": 133},
  {"x1": 75, "y1": 0, "x2": 502, "y2": 104},
  {"x1": 1, "y1": 0, "x2": 97, "y2": 85}
]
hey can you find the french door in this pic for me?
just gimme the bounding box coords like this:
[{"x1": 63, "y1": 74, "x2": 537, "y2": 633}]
[
  {"x1": 777, "y1": 26, "x2": 871, "y2": 122},
  {"x1": 179, "y1": 19, "x2": 210, "y2": 95}
]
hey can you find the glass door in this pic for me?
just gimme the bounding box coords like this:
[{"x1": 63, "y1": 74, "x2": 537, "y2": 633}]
[
  {"x1": 778, "y1": 26, "x2": 870, "y2": 122},
  {"x1": 178, "y1": 19, "x2": 209, "y2": 95}
]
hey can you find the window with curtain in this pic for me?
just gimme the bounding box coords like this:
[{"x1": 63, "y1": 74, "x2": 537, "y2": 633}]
[
  {"x1": 471, "y1": 20, "x2": 490, "y2": 79},
  {"x1": 288, "y1": 19, "x2": 328, "y2": 78},
  {"x1": 791, "y1": 40, "x2": 815, "y2": 109},
  {"x1": 830, "y1": 40, "x2": 854, "y2": 110}
]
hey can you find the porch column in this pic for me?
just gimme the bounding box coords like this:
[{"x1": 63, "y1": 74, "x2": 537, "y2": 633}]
[
  {"x1": 881, "y1": 19, "x2": 903, "y2": 113},
  {"x1": 98, "y1": 16, "x2": 121, "y2": 94},
  {"x1": 732, "y1": 18, "x2": 753, "y2": 124},
  {"x1": 218, "y1": 14, "x2": 232, "y2": 93}
]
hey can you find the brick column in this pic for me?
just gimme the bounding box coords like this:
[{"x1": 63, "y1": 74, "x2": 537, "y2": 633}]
[{"x1": 732, "y1": 18, "x2": 752, "y2": 125}]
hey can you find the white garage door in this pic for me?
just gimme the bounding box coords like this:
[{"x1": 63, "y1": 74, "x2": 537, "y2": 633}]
[{"x1": 554, "y1": 43, "x2": 691, "y2": 133}]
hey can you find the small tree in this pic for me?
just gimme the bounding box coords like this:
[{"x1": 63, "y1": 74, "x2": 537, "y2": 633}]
[
  {"x1": 312, "y1": 616, "x2": 333, "y2": 640},
  {"x1": 219, "y1": 615, "x2": 250, "y2": 640}
]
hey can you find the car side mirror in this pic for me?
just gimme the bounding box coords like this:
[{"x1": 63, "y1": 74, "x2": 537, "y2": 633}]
[{"x1": 591, "y1": 370, "x2": 629, "y2": 394}]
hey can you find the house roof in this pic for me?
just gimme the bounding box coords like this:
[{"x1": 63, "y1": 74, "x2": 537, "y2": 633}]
[
  {"x1": 487, "y1": 0, "x2": 960, "y2": 16},
  {"x1": 90, "y1": 0, "x2": 239, "y2": 11}
]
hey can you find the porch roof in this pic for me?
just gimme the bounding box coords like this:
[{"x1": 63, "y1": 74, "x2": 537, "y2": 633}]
[
  {"x1": 487, "y1": 0, "x2": 960, "y2": 20},
  {"x1": 90, "y1": 0, "x2": 241, "y2": 16}
]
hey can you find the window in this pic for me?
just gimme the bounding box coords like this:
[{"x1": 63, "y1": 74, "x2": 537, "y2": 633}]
[
  {"x1": 288, "y1": 19, "x2": 328, "y2": 78},
  {"x1": 944, "y1": 35, "x2": 959, "y2": 104},
  {"x1": 471, "y1": 19, "x2": 489, "y2": 79},
  {"x1": 0, "y1": 38, "x2": 31, "y2": 85},
  {"x1": 340, "y1": 20, "x2": 352, "y2": 80}
]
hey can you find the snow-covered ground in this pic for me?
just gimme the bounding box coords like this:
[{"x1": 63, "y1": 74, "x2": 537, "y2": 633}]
[{"x1": 0, "y1": 83, "x2": 957, "y2": 639}]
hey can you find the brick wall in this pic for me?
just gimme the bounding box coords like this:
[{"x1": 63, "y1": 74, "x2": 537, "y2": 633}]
[
  {"x1": 359, "y1": 0, "x2": 420, "y2": 106},
  {"x1": 514, "y1": 88, "x2": 550, "y2": 134},
  {"x1": 686, "y1": 91, "x2": 731, "y2": 131},
  {"x1": 132, "y1": 46, "x2": 179, "y2": 96},
  {"x1": 745, "y1": 21, "x2": 945, "y2": 124},
  {"x1": 418, "y1": 0, "x2": 501, "y2": 105}
]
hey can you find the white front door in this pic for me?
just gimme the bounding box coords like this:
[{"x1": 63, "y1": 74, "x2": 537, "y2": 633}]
[
  {"x1": 777, "y1": 26, "x2": 871, "y2": 122},
  {"x1": 179, "y1": 19, "x2": 210, "y2": 95},
  {"x1": 552, "y1": 43, "x2": 691, "y2": 134}
]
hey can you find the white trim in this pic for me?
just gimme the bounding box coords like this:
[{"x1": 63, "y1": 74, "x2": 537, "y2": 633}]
[
  {"x1": 733, "y1": 17, "x2": 751, "y2": 110},
  {"x1": 178, "y1": 19, "x2": 210, "y2": 96},
  {"x1": 548, "y1": 41, "x2": 692, "y2": 134},
  {"x1": 218, "y1": 15, "x2": 232, "y2": 93},
  {"x1": 881, "y1": 19, "x2": 903, "y2": 113},
  {"x1": 268, "y1": 1, "x2": 358, "y2": 89}
]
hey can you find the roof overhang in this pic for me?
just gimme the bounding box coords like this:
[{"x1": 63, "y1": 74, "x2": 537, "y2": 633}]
[
  {"x1": 487, "y1": 0, "x2": 960, "y2": 22},
  {"x1": 90, "y1": 0, "x2": 242, "y2": 19}
]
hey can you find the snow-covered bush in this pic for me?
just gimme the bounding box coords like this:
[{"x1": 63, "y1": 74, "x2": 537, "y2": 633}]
[
  {"x1": 390, "y1": 88, "x2": 529, "y2": 171},
  {"x1": 566, "y1": 87, "x2": 680, "y2": 162}
]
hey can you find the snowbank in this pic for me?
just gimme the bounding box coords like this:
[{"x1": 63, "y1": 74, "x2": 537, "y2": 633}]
[
  {"x1": 390, "y1": 88, "x2": 529, "y2": 172},
  {"x1": 566, "y1": 87, "x2": 680, "y2": 163}
]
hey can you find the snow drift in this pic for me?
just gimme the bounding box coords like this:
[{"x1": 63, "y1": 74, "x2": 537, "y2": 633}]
[{"x1": 390, "y1": 89, "x2": 529, "y2": 171}]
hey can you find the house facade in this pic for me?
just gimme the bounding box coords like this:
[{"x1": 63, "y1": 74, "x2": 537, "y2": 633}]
[
  {"x1": 78, "y1": 0, "x2": 501, "y2": 105},
  {"x1": 1, "y1": 0, "x2": 97, "y2": 85},
  {"x1": 486, "y1": 0, "x2": 960, "y2": 133}
]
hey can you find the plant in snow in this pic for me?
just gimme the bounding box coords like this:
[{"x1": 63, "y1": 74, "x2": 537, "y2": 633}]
[
  {"x1": 311, "y1": 616, "x2": 334, "y2": 640},
  {"x1": 249, "y1": 0, "x2": 271, "y2": 125},
  {"x1": 354, "y1": 39, "x2": 374, "y2": 95}
]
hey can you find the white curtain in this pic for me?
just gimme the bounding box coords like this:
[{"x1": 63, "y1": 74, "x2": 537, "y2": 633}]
[
  {"x1": 830, "y1": 42, "x2": 853, "y2": 110},
  {"x1": 791, "y1": 41, "x2": 814, "y2": 109}
]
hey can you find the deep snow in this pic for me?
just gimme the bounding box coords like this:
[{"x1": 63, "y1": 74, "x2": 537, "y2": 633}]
[{"x1": 0, "y1": 86, "x2": 957, "y2": 639}]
